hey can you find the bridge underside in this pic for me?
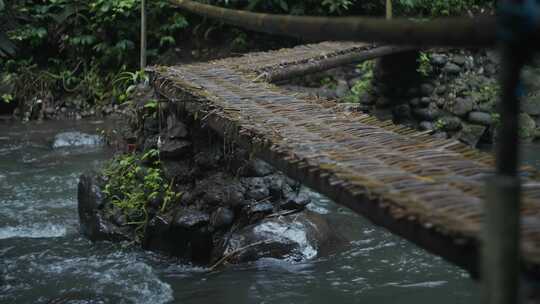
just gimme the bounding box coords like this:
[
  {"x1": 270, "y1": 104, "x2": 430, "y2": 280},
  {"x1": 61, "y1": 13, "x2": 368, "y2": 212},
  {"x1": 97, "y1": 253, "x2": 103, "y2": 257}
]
[{"x1": 149, "y1": 42, "x2": 540, "y2": 279}]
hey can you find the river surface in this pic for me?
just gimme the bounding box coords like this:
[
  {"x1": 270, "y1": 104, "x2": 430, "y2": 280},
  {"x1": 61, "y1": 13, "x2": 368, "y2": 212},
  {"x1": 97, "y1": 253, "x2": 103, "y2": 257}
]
[{"x1": 0, "y1": 120, "x2": 489, "y2": 304}]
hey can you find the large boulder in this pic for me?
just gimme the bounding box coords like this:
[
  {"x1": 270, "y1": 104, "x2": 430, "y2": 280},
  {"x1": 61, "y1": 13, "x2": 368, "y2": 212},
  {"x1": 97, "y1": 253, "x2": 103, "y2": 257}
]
[
  {"x1": 445, "y1": 97, "x2": 474, "y2": 117},
  {"x1": 53, "y1": 132, "x2": 104, "y2": 149},
  {"x1": 519, "y1": 113, "x2": 537, "y2": 142},
  {"x1": 457, "y1": 123, "x2": 487, "y2": 147},
  {"x1": 219, "y1": 211, "x2": 343, "y2": 264},
  {"x1": 77, "y1": 173, "x2": 128, "y2": 241},
  {"x1": 159, "y1": 139, "x2": 192, "y2": 159},
  {"x1": 522, "y1": 95, "x2": 540, "y2": 116}
]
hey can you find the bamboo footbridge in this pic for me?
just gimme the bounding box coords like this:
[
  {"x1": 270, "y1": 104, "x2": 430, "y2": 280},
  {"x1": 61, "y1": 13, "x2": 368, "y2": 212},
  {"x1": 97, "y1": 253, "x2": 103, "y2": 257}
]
[{"x1": 149, "y1": 40, "x2": 540, "y2": 278}]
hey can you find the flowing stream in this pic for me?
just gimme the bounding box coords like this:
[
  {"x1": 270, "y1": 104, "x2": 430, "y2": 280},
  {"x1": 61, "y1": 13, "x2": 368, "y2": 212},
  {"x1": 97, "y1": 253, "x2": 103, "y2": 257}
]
[{"x1": 0, "y1": 120, "x2": 484, "y2": 303}]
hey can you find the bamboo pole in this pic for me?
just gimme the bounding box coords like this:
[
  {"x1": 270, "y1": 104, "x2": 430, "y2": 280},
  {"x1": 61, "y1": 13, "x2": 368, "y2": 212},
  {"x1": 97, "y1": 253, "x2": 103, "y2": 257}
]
[
  {"x1": 170, "y1": 0, "x2": 537, "y2": 47},
  {"x1": 386, "y1": 0, "x2": 393, "y2": 20},
  {"x1": 140, "y1": 0, "x2": 147, "y2": 70},
  {"x1": 481, "y1": 11, "x2": 528, "y2": 302},
  {"x1": 265, "y1": 45, "x2": 417, "y2": 82}
]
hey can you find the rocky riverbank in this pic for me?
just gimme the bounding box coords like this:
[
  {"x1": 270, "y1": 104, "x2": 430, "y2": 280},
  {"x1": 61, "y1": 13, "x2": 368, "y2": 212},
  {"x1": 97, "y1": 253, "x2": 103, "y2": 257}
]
[
  {"x1": 281, "y1": 49, "x2": 540, "y2": 147},
  {"x1": 77, "y1": 85, "x2": 344, "y2": 266}
]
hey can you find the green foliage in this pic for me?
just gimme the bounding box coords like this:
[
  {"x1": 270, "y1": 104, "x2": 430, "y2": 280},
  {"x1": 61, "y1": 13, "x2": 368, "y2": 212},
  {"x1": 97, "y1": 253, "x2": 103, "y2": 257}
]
[
  {"x1": 244, "y1": 0, "x2": 354, "y2": 15},
  {"x1": 2, "y1": 0, "x2": 188, "y2": 107},
  {"x1": 434, "y1": 118, "x2": 445, "y2": 131},
  {"x1": 1, "y1": 93, "x2": 13, "y2": 103},
  {"x1": 322, "y1": 0, "x2": 353, "y2": 14},
  {"x1": 102, "y1": 149, "x2": 182, "y2": 240},
  {"x1": 1, "y1": 0, "x2": 493, "y2": 111},
  {"x1": 397, "y1": 0, "x2": 492, "y2": 16},
  {"x1": 320, "y1": 76, "x2": 337, "y2": 89},
  {"x1": 343, "y1": 60, "x2": 374, "y2": 103},
  {"x1": 491, "y1": 113, "x2": 500, "y2": 126},
  {"x1": 417, "y1": 52, "x2": 433, "y2": 77}
]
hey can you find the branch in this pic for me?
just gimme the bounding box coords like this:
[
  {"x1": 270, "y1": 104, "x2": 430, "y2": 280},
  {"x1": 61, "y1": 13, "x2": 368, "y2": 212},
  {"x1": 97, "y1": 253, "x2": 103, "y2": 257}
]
[{"x1": 169, "y1": 0, "x2": 522, "y2": 47}]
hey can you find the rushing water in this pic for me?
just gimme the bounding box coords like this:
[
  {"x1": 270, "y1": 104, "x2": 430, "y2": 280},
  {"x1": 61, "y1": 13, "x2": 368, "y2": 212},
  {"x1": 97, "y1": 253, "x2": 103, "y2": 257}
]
[{"x1": 0, "y1": 120, "x2": 481, "y2": 304}]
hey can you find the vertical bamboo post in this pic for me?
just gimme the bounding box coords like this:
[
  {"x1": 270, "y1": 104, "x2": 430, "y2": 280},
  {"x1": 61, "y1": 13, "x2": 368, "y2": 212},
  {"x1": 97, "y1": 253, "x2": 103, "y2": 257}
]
[
  {"x1": 386, "y1": 0, "x2": 393, "y2": 20},
  {"x1": 140, "y1": 0, "x2": 147, "y2": 70},
  {"x1": 482, "y1": 16, "x2": 527, "y2": 304}
]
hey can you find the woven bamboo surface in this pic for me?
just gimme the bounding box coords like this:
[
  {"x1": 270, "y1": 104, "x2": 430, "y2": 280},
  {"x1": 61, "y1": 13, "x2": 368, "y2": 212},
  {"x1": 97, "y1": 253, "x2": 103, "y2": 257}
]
[
  {"x1": 150, "y1": 42, "x2": 540, "y2": 274},
  {"x1": 221, "y1": 41, "x2": 374, "y2": 78}
]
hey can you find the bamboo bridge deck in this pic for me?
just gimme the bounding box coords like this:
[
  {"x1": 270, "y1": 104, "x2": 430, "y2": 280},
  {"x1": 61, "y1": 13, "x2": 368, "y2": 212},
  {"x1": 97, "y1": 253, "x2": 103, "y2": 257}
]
[{"x1": 149, "y1": 41, "x2": 540, "y2": 278}]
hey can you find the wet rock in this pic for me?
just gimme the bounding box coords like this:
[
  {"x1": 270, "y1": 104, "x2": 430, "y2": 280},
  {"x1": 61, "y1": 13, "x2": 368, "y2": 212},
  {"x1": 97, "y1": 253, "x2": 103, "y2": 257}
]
[
  {"x1": 210, "y1": 207, "x2": 235, "y2": 229},
  {"x1": 161, "y1": 160, "x2": 193, "y2": 183},
  {"x1": 433, "y1": 131, "x2": 448, "y2": 140},
  {"x1": 241, "y1": 159, "x2": 275, "y2": 177},
  {"x1": 443, "y1": 62, "x2": 461, "y2": 74},
  {"x1": 77, "y1": 173, "x2": 128, "y2": 241},
  {"x1": 413, "y1": 103, "x2": 441, "y2": 121},
  {"x1": 392, "y1": 104, "x2": 411, "y2": 120},
  {"x1": 221, "y1": 211, "x2": 340, "y2": 263},
  {"x1": 335, "y1": 80, "x2": 349, "y2": 98},
  {"x1": 468, "y1": 111, "x2": 492, "y2": 126},
  {"x1": 445, "y1": 97, "x2": 474, "y2": 117},
  {"x1": 242, "y1": 201, "x2": 274, "y2": 224},
  {"x1": 52, "y1": 132, "x2": 104, "y2": 149},
  {"x1": 143, "y1": 214, "x2": 174, "y2": 252},
  {"x1": 243, "y1": 177, "x2": 270, "y2": 201},
  {"x1": 523, "y1": 68, "x2": 540, "y2": 92},
  {"x1": 435, "y1": 85, "x2": 447, "y2": 95},
  {"x1": 477, "y1": 100, "x2": 496, "y2": 112},
  {"x1": 522, "y1": 95, "x2": 540, "y2": 116},
  {"x1": 435, "y1": 98, "x2": 445, "y2": 108},
  {"x1": 264, "y1": 175, "x2": 286, "y2": 201},
  {"x1": 452, "y1": 55, "x2": 467, "y2": 66},
  {"x1": 167, "y1": 121, "x2": 189, "y2": 139},
  {"x1": 430, "y1": 54, "x2": 447, "y2": 67},
  {"x1": 159, "y1": 139, "x2": 192, "y2": 159},
  {"x1": 281, "y1": 193, "x2": 311, "y2": 211},
  {"x1": 409, "y1": 98, "x2": 421, "y2": 108},
  {"x1": 173, "y1": 208, "x2": 210, "y2": 229},
  {"x1": 420, "y1": 83, "x2": 435, "y2": 96},
  {"x1": 457, "y1": 123, "x2": 487, "y2": 147},
  {"x1": 223, "y1": 184, "x2": 247, "y2": 207},
  {"x1": 439, "y1": 116, "x2": 462, "y2": 132},
  {"x1": 520, "y1": 113, "x2": 537, "y2": 141},
  {"x1": 486, "y1": 50, "x2": 500, "y2": 64},
  {"x1": 419, "y1": 121, "x2": 434, "y2": 131},
  {"x1": 194, "y1": 151, "x2": 222, "y2": 170},
  {"x1": 143, "y1": 118, "x2": 159, "y2": 134},
  {"x1": 192, "y1": 173, "x2": 242, "y2": 206},
  {"x1": 419, "y1": 97, "x2": 432, "y2": 106}
]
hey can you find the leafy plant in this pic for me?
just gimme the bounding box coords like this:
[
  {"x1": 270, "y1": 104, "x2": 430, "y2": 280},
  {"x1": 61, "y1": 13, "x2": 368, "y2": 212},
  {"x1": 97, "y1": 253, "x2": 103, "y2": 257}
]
[
  {"x1": 1, "y1": 93, "x2": 13, "y2": 103},
  {"x1": 397, "y1": 0, "x2": 492, "y2": 16},
  {"x1": 322, "y1": 0, "x2": 353, "y2": 14},
  {"x1": 417, "y1": 52, "x2": 433, "y2": 77},
  {"x1": 320, "y1": 76, "x2": 337, "y2": 89},
  {"x1": 102, "y1": 149, "x2": 182, "y2": 241},
  {"x1": 342, "y1": 60, "x2": 374, "y2": 103}
]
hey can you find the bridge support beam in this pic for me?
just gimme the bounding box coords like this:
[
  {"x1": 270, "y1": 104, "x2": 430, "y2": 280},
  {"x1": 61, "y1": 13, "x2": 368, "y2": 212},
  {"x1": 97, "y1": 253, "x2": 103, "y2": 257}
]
[{"x1": 372, "y1": 50, "x2": 421, "y2": 108}]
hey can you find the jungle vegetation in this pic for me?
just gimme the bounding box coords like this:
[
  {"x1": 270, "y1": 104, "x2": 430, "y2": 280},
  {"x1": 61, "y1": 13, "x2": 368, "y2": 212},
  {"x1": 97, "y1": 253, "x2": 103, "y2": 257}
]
[{"x1": 0, "y1": 0, "x2": 493, "y2": 111}]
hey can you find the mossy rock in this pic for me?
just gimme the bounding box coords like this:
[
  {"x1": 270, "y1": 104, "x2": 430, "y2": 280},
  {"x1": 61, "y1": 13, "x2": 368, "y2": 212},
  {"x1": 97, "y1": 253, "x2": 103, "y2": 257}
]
[
  {"x1": 519, "y1": 113, "x2": 537, "y2": 141},
  {"x1": 522, "y1": 95, "x2": 540, "y2": 116}
]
